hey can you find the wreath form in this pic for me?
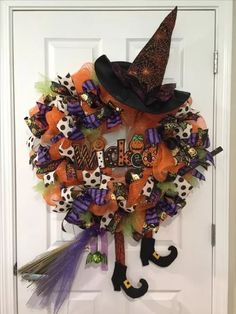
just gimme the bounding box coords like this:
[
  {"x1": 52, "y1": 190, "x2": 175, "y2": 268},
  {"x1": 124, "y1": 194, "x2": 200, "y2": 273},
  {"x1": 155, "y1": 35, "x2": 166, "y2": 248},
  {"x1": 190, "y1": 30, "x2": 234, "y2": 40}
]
[
  {"x1": 20, "y1": 65, "x2": 222, "y2": 313},
  {"x1": 19, "y1": 7, "x2": 222, "y2": 313}
]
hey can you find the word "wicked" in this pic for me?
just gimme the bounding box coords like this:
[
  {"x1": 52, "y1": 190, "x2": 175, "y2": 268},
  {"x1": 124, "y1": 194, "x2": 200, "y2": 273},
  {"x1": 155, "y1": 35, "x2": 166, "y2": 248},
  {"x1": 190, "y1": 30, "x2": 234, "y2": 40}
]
[{"x1": 74, "y1": 138, "x2": 158, "y2": 170}]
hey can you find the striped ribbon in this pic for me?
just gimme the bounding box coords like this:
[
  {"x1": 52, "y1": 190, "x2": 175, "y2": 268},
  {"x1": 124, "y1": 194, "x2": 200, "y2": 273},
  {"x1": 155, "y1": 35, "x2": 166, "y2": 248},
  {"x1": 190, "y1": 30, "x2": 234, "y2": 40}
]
[
  {"x1": 35, "y1": 102, "x2": 51, "y2": 128},
  {"x1": 36, "y1": 102, "x2": 51, "y2": 115},
  {"x1": 83, "y1": 114, "x2": 101, "y2": 129},
  {"x1": 50, "y1": 132, "x2": 64, "y2": 144},
  {"x1": 146, "y1": 207, "x2": 159, "y2": 225},
  {"x1": 68, "y1": 126, "x2": 84, "y2": 141},
  {"x1": 188, "y1": 133, "x2": 197, "y2": 146},
  {"x1": 64, "y1": 210, "x2": 84, "y2": 226},
  {"x1": 37, "y1": 145, "x2": 51, "y2": 164},
  {"x1": 157, "y1": 200, "x2": 177, "y2": 216},
  {"x1": 107, "y1": 112, "x2": 122, "y2": 129},
  {"x1": 188, "y1": 132, "x2": 211, "y2": 148},
  {"x1": 149, "y1": 191, "x2": 161, "y2": 204},
  {"x1": 82, "y1": 80, "x2": 99, "y2": 94},
  {"x1": 178, "y1": 158, "x2": 199, "y2": 176},
  {"x1": 146, "y1": 128, "x2": 161, "y2": 145},
  {"x1": 72, "y1": 194, "x2": 92, "y2": 215},
  {"x1": 87, "y1": 188, "x2": 108, "y2": 205},
  {"x1": 192, "y1": 169, "x2": 205, "y2": 181},
  {"x1": 67, "y1": 101, "x2": 85, "y2": 117}
]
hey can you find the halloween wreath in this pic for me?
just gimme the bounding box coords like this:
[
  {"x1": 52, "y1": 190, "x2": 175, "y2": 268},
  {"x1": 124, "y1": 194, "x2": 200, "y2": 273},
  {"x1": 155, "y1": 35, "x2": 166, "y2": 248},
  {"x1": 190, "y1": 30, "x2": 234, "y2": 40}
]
[{"x1": 19, "y1": 7, "x2": 222, "y2": 313}]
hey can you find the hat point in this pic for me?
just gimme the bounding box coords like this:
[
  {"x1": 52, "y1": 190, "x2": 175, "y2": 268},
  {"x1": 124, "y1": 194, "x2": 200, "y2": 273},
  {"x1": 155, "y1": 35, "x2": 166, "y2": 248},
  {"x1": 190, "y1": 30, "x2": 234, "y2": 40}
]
[{"x1": 127, "y1": 6, "x2": 178, "y2": 92}]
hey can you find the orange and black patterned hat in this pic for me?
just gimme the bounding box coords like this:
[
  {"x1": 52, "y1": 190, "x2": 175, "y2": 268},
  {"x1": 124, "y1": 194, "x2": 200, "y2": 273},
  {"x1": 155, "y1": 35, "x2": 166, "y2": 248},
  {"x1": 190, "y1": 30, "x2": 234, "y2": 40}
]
[{"x1": 95, "y1": 6, "x2": 190, "y2": 114}]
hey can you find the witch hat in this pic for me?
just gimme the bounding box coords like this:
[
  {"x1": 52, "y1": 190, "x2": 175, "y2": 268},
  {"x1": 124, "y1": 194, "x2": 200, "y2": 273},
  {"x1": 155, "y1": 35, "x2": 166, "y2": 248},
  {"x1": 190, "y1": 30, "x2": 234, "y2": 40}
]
[{"x1": 95, "y1": 7, "x2": 190, "y2": 114}]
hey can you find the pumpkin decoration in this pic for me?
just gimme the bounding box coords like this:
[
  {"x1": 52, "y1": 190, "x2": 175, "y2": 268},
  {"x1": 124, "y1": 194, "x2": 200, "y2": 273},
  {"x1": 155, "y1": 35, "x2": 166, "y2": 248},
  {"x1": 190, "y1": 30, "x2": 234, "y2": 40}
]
[{"x1": 129, "y1": 134, "x2": 145, "y2": 153}]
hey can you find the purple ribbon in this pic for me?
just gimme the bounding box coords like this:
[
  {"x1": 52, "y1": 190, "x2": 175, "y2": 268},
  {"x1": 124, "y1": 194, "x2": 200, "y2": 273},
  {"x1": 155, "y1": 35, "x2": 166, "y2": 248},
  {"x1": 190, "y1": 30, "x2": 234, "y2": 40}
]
[
  {"x1": 107, "y1": 112, "x2": 122, "y2": 129},
  {"x1": 66, "y1": 188, "x2": 108, "y2": 227},
  {"x1": 178, "y1": 165, "x2": 191, "y2": 176},
  {"x1": 149, "y1": 190, "x2": 161, "y2": 204},
  {"x1": 100, "y1": 231, "x2": 108, "y2": 271},
  {"x1": 35, "y1": 102, "x2": 51, "y2": 128},
  {"x1": 65, "y1": 210, "x2": 83, "y2": 225},
  {"x1": 146, "y1": 128, "x2": 161, "y2": 145},
  {"x1": 188, "y1": 132, "x2": 210, "y2": 148},
  {"x1": 89, "y1": 236, "x2": 97, "y2": 253},
  {"x1": 146, "y1": 207, "x2": 159, "y2": 225},
  {"x1": 188, "y1": 133, "x2": 197, "y2": 146},
  {"x1": 67, "y1": 101, "x2": 85, "y2": 117},
  {"x1": 37, "y1": 145, "x2": 51, "y2": 164},
  {"x1": 178, "y1": 158, "x2": 200, "y2": 176},
  {"x1": 192, "y1": 169, "x2": 205, "y2": 181},
  {"x1": 82, "y1": 80, "x2": 104, "y2": 108},
  {"x1": 190, "y1": 158, "x2": 200, "y2": 168},
  {"x1": 204, "y1": 136, "x2": 211, "y2": 148},
  {"x1": 82, "y1": 80, "x2": 99, "y2": 94},
  {"x1": 87, "y1": 188, "x2": 108, "y2": 205},
  {"x1": 157, "y1": 200, "x2": 178, "y2": 216},
  {"x1": 83, "y1": 114, "x2": 101, "y2": 128},
  {"x1": 51, "y1": 132, "x2": 64, "y2": 143},
  {"x1": 68, "y1": 126, "x2": 84, "y2": 141},
  {"x1": 72, "y1": 194, "x2": 92, "y2": 215},
  {"x1": 82, "y1": 80, "x2": 122, "y2": 129},
  {"x1": 36, "y1": 102, "x2": 50, "y2": 114}
]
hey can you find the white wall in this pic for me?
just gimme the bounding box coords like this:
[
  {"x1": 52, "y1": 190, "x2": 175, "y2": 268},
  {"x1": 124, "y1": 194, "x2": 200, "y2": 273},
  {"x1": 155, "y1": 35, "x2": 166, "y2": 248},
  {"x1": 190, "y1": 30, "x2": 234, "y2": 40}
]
[{"x1": 229, "y1": 3, "x2": 236, "y2": 314}]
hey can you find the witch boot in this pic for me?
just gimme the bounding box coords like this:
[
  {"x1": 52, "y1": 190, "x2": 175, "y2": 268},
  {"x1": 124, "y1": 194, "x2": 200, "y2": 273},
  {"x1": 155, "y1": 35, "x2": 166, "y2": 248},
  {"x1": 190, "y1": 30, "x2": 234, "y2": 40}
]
[
  {"x1": 111, "y1": 261, "x2": 148, "y2": 298},
  {"x1": 112, "y1": 231, "x2": 148, "y2": 298},
  {"x1": 140, "y1": 236, "x2": 178, "y2": 267}
]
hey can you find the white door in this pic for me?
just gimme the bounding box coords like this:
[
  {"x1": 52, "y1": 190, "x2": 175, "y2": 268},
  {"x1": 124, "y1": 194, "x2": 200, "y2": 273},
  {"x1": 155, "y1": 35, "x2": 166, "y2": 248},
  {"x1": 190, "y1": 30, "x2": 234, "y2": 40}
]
[{"x1": 14, "y1": 9, "x2": 215, "y2": 314}]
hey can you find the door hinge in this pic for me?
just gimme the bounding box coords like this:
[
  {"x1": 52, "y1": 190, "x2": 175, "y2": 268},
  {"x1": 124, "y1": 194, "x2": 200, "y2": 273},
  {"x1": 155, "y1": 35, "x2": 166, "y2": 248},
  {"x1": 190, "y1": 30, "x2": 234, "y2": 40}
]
[
  {"x1": 13, "y1": 262, "x2": 17, "y2": 276},
  {"x1": 213, "y1": 50, "x2": 218, "y2": 74},
  {"x1": 211, "y1": 224, "x2": 216, "y2": 247}
]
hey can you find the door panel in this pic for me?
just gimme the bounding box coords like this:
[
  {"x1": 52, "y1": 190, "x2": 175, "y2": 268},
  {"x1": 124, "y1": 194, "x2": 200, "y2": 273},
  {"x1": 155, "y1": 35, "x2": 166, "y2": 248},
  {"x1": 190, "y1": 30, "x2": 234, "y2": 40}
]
[{"x1": 14, "y1": 9, "x2": 215, "y2": 314}]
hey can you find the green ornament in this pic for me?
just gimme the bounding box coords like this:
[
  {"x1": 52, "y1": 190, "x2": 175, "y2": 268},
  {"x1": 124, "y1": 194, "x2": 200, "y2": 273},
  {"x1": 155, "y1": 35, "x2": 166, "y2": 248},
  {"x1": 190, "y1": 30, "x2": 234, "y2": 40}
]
[
  {"x1": 92, "y1": 252, "x2": 103, "y2": 264},
  {"x1": 86, "y1": 251, "x2": 108, "y2": 265}
]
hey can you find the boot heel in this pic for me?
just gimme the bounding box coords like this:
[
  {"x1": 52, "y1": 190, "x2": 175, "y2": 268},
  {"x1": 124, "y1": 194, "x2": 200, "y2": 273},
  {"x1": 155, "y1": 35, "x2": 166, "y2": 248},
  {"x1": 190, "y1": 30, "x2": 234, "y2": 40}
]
[
  {"x1": 141, "y1": 257, "x2": 149, "y2": 266},
  {"x1": 112, "y1": 280, "x2": 121, "y2": 291}
]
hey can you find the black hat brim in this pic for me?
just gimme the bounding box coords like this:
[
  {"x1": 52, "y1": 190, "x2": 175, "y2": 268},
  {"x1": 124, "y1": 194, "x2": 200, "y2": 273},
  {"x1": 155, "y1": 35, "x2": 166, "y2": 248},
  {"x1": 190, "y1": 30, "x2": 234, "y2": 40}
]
[{"x1": 95, "y1": 55, "x2": 190, "y2": 114}]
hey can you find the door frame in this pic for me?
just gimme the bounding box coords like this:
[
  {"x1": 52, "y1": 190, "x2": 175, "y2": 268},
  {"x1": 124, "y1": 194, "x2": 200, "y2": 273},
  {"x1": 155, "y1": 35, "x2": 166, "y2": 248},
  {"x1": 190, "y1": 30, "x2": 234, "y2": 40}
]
[{"x1": 0, "y1": 1, "x2": 232, "y2": 313}]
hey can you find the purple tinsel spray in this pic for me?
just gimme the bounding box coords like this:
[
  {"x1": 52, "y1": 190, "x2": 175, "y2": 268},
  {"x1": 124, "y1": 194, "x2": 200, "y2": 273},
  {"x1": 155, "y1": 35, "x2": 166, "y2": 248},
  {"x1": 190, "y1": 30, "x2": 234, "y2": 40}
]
[{"x1": 28, "y1": 227, "x2": 96, "y2": 313}]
